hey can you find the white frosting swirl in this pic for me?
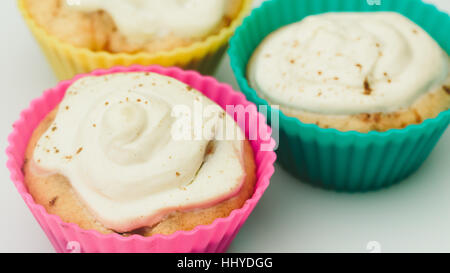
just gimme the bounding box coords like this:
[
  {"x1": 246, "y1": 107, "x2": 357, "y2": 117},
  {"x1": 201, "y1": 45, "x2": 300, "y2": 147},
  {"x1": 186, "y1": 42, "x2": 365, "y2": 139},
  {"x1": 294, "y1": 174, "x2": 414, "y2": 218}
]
[
  {"x1": 65, "y1": 0, "x2": 227, "y2": 42},
  {"x1": 33, "y1": 72, "x2": 245, "y2": 232},
  {"x1": 248, "y1": 12, "x2": 449, "y2": 115}
]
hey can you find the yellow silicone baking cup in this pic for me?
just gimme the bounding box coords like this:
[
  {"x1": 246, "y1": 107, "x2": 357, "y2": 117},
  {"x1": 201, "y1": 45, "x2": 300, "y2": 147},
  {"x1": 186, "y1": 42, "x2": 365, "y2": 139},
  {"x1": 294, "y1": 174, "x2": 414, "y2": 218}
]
[{"x1": 18, "y1": 0, "x2": 251, "y2": 80}]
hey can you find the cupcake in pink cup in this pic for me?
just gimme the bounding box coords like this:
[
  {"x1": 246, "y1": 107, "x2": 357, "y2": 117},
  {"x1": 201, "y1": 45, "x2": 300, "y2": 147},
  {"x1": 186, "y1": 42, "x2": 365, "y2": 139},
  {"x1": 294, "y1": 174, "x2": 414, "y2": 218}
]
[{"x1": 6, "y1": 65, "x2": 276, "y2": 253}]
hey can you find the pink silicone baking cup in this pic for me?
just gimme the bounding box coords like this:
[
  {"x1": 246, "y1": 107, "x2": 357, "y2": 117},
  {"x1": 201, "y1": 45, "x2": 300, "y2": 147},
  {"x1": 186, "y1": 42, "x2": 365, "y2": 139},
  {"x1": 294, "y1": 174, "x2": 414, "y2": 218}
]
[{"x1": 6, "y1": 65, "x2": 276, "y2": 253}]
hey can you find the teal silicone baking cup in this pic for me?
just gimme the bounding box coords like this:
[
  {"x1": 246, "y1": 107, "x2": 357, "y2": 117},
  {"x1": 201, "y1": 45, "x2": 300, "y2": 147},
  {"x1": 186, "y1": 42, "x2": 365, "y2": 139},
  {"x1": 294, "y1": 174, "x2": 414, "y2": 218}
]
[{"x1": 229, "y1": 0, "x2": 450, "y2": 191}]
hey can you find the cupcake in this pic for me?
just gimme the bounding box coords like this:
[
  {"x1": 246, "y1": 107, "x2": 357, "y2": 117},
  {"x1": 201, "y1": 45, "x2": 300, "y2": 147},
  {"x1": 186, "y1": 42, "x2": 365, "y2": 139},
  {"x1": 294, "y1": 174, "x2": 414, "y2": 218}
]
[
  {"x1": 7, "y1": 65, "x2": 276, "y2": 252},
  {"x1": 18, "y1": 0, "x2": 252, "y2": 79},
  {"x1": 229, "y1": 0, "x2": 450, "y2": 191}
]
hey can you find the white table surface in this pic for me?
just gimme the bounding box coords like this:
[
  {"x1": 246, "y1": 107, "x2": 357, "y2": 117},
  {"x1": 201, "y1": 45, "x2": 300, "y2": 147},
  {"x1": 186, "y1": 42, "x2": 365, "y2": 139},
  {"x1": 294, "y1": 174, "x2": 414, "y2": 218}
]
[{"x1": 1, "y1": 0, "x2": 449, "y2": 253}]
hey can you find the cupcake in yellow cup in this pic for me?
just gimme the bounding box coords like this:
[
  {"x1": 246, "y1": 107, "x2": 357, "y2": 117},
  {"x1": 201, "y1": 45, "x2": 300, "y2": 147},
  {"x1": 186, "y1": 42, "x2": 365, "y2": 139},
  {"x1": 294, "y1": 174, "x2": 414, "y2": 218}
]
[{"x1": 18, "y1": 0, "x2": 251, "y2": 80}]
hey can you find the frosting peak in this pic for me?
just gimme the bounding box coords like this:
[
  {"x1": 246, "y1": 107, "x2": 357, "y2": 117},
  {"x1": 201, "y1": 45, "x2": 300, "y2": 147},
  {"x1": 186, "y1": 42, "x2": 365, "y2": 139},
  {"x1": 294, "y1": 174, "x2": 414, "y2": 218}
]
[
  {"x1": 248, "y1": 12, "x2": 449, "y2": 115},
  {"x1": 65, "y1": 0, "x2": 227, "y2": 42},
  {"x1": 33, "y1": 72, "x2": 245, "y2": 232}
]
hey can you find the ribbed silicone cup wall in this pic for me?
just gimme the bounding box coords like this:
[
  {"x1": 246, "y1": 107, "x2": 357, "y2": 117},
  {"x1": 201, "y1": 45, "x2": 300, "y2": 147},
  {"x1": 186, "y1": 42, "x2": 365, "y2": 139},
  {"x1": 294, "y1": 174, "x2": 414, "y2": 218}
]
[{"x1": 229, "y1": 0, "x2": 450, "y2": 191}]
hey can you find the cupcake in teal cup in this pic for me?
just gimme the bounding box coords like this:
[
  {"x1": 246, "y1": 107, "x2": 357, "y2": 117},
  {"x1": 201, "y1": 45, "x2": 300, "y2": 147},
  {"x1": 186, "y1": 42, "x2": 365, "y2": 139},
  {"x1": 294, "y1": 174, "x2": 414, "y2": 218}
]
[{"x1": 229, "y1": 0, "x2": 450, "y2": 191}]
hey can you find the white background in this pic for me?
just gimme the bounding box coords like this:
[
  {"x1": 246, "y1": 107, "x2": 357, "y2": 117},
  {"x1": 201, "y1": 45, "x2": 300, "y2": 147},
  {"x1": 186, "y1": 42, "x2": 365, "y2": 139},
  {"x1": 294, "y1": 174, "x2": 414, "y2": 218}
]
[{"x1": 1, "y1": 0, "x2": 449, "y2": 253}]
